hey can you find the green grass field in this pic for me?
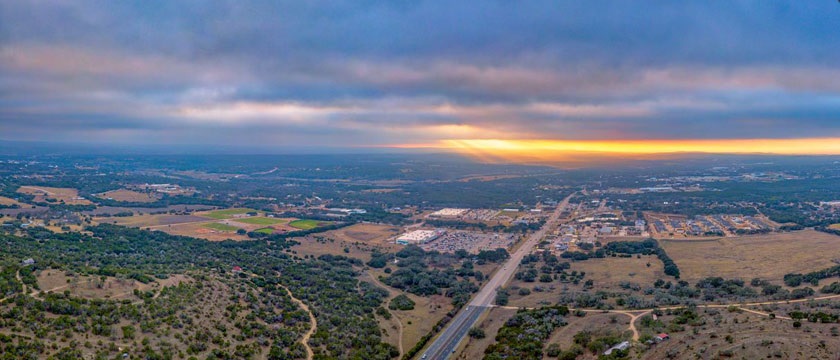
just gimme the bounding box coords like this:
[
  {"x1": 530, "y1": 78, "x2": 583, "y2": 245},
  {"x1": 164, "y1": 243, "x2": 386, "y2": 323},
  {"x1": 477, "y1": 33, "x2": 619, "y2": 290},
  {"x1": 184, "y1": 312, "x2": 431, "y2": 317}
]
[
  {"x1": 255, "y1": 227, "x2": 274, "y2": 235},
  {"x1": 203, "y1": 208, "x2": 259, "y2": 219},
  {"x1": 203, "y1": 222, "x2": 240, "y2": 231},
  {"x1": 289, "y1": 219, "x2": 324, "y2": 230},
  {"x1": 234, "y1": 217, "x2": 285, "y2": 225}
]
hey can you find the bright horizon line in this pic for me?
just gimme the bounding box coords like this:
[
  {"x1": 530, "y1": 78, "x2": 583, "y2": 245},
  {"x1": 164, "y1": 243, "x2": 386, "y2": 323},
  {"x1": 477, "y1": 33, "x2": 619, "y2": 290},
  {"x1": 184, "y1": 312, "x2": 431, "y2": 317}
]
[{"x1": 384, "y1": 138, "x2": 840, "y2": 161}]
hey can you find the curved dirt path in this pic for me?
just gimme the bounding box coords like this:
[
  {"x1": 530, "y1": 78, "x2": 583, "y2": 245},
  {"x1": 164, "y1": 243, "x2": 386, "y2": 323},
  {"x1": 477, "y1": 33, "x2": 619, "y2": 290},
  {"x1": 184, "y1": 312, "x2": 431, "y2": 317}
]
[
  {"x1": 364, "y1": 271, "x2": 405, "y2": 356},
  {"x1": 281, "y1": 285, "x2": 317, "y2": 360},
  {"x1": 496, "y1": 293, "x2": 840, "y2": 342}
]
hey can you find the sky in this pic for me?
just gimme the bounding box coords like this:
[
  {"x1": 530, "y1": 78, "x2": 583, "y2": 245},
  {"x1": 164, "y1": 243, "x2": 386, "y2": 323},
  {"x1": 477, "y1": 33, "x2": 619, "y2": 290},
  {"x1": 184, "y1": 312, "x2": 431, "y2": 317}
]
[{"x1": 2, "y1": 1, "x2": 840, "y2": 156}]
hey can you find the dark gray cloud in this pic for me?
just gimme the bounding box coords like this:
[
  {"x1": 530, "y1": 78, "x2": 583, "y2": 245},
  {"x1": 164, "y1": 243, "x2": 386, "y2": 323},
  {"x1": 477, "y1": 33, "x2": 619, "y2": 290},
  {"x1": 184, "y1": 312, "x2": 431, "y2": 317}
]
[{"x1": 2, "y1": 1, "x2": 840, "y2": 148}]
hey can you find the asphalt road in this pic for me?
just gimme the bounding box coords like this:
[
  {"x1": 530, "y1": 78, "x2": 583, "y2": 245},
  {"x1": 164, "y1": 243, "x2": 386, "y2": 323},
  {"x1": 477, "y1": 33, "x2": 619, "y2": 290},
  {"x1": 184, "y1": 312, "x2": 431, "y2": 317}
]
[{"x1": 419, "y1": 194, "x2": 574, "y2": 360}]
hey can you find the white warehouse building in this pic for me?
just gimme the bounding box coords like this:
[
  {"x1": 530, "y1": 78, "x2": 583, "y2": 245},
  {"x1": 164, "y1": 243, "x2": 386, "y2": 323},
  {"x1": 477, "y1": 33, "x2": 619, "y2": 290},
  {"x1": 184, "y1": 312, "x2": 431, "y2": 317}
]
[{"x1": 396, "y1": 229, "x2": 445, "y2": 245}]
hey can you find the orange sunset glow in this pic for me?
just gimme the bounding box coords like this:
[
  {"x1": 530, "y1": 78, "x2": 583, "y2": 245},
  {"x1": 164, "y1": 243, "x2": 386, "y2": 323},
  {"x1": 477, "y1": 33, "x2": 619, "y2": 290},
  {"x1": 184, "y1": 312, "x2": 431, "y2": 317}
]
[{"x1": 409, "y1": 138, "x2": 840, "y2": 163}]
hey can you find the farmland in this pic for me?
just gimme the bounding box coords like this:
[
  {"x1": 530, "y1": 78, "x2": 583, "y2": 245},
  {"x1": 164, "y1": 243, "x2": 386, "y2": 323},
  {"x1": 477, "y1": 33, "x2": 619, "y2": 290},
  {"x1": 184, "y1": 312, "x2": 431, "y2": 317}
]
[
  {"x1": 200, "y1": 208, "x2": 259, "y2": 219},
  {"x1": 95, "y1": 214, "x2": 208, "y2": 228},
  {"x1": 95, "y1": 188, "x2": 160, "y2": 202},
  {"x1": 233, "y1": 216, "x2": 287, "y2": 225},
  {"x1": 202, "y1": 222, "x2": 240, "y2": 231},
  {"x1": 289, "y1": 219, "x2": 325, "y2": 230},
  {"x1": 255, "y1": 227, "x2": 274, "y2": 234}
]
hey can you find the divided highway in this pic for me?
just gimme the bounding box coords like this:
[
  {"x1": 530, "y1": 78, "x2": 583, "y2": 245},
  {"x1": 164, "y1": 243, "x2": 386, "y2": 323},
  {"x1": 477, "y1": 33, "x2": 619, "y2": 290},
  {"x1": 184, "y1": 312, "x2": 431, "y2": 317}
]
[{"x1": 419, "y1": 194, "x2": 574, "y2": 360}]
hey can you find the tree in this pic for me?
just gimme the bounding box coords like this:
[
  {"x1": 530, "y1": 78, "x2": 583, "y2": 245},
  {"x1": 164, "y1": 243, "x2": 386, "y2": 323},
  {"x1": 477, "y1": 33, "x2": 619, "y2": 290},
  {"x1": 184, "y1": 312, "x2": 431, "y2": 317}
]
[{"x1": 468, "y1": 327, "x2": 485, "y2": 339}]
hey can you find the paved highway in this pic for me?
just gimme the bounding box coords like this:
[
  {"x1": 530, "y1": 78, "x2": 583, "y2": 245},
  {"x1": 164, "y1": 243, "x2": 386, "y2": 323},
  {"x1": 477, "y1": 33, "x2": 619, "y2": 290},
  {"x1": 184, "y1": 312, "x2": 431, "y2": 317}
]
[{"x1": 419, "y1": 193, "x2": 574, "y2": 360}]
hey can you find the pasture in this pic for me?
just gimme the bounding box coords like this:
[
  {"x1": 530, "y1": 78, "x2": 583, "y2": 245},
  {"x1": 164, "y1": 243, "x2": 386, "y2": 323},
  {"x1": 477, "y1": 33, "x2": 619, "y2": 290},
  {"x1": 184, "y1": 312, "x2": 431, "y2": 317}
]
[
  {"x1": 660, "y1": 230, "x2": 840, "y2": 283},
  {"x1": 289, "y1": 219, "x2": 325, "y2": 230},
  {"x1": 203, "y1": 222, "x2": 240, "y2": 231},
  {"x1": 0, "y1": 196, "x2": 23, "y2": 206},
  {"x1": 17, "y1": 186, "x2": 93, "y2": 205},
  {"x1": 233, "y1": 217, "x2": 286, "y2": 225},
  {"x1": 95, "y1": 214, "x2": 208, "y2": 228},
  {"x1": 506, "y1": 254, "x2": 666, "y2": 308},
  {"x1": 37, "y1": 271, "x2": 190, "y2": 301},
  {"x1": 292, "y1": 223, "x2": 401, "y2": 260},
  {"x1": 254, "y1": 227, "x2": 274, "y2": 235},
  {"x1": 157, "y1": 222, "x2": 249, "y2": 241},
  {"x1": 96, "y1": 189, "x2": 160, "y2": 203},
  {"x1": 200, "y1": 208, "x2": 259, "y2": 219}
]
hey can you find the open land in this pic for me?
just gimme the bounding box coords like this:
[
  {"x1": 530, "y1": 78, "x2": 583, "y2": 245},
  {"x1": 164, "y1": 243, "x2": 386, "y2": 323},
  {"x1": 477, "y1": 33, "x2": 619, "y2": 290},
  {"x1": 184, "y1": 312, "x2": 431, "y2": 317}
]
[
  {"x1": 95, "y1": 213, "x2": 209, "y2": 227},
  {"x1": 293, "y1": 223, "x2": 402, "y2": 259},
  {"x1": 507, "y1": 255, "x2": 666, "y2": 309},
  {"x1": 95, "y1": 188, "x2": 161, "y2": 202},
  {"x1": 17, "y1": 186, "x2": 93, "y2": 205},
  {"x1": 199, "y1": 208, "x2": 259, "y2": 219},
  {"x1": 37, "y1": 271, "x2": 190, "y2": 300},
  {"x1": 203, "y1": 222, "x2": 240, "y2": 231},
  {"x1": 0, "y1": 196, "x2": 24, "y2": 206},
  {"x1": 289, "y1": 219, "x2": 326, "y2": 230},
  {"x1": 660, "y1": 230, "x2": 840, "y2": 283},
  {"x1": 233, "y1": 216, "x2": 287, "y2": 225}
]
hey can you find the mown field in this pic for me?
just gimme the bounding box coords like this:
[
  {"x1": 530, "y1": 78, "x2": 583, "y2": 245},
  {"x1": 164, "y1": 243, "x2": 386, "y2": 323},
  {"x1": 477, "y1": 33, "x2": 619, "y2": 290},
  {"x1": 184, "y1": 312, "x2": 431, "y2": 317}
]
[
  {"x1": 289, "y1": 219, "x2": 324, "y2": 230},
  {"x1": 203, "y1": 222, "x2": 240, "y2": 231},
  {"x1": 201, "y1": 208, "x2": 259, "y2": 219},
  {"x1": 234, "y1": 216, "x2": 286, "y2": 225}
]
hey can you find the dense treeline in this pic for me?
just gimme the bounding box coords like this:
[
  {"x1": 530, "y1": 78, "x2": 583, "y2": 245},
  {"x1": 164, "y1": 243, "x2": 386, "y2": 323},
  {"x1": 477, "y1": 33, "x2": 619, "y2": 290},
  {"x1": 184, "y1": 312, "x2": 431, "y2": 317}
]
[
  {"x1": 604, "y1": 239, "x2": 680, "y2": 279},
  {"x1": 483, "y1": 306, "x2": 569, "y2": 360},
  {"x1": 784, "y1": 264, "x2": 840, "y2": 287},
  {"x1": 560, "y1": 239, "x2": 680, "y2": 279},
  {"x1": 379, "y1": 245, "x2": 493, "y2": 307},
  {"x1": 0, "y1": 224, "x2": 399, "y2": 359}
]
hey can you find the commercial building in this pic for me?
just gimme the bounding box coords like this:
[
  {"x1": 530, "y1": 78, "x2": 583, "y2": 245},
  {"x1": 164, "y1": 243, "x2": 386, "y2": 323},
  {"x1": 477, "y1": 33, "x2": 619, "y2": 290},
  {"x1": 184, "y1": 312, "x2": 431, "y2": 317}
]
[
  {"x1": 429, "y1": 208, "x2": 469, "y2": 217},
  {"x1": 396, "y1": 229, "x2": 445, "y2": 245}
]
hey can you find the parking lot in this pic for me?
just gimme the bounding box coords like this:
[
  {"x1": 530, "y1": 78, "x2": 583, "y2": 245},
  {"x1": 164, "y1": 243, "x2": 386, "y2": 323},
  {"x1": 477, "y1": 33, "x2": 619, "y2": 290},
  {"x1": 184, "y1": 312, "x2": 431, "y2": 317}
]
[{"x1": 420, "y1": 230, "x2": 516, "y2": 254}]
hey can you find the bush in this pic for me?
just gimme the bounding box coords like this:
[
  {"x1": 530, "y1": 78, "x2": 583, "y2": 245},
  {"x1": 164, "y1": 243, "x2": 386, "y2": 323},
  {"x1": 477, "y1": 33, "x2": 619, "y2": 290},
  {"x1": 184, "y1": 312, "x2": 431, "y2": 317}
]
[
  {"x1": 468, "y1": 327, "x2": 485, "y2": 339},
  {"x1": 388, "y1": 294, "x2": 416, "y2": 311}
]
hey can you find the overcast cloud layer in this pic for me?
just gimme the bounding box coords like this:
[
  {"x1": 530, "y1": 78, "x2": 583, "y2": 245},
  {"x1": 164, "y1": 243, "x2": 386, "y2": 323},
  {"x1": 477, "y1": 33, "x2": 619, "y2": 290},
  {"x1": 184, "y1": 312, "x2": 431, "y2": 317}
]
[{"x1": 2, "y1": 1, "x2": 840, "y2": 149}]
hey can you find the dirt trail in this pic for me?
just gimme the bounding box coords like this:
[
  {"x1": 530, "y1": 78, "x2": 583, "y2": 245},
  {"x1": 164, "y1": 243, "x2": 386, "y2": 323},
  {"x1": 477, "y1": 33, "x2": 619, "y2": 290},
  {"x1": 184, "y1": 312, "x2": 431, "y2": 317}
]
[
  {"x1": 363, "y1": 271, "x2": 405, "y2": 356},
  {"x1": 496, "y1": 293, "x2": 840, "y2": 342},
  {"x1": 281, "y1": 285, "x2": 317, "y2": 360},
  {"x1": 16, "y1": 270, "x2": 27, "y2": 295}
]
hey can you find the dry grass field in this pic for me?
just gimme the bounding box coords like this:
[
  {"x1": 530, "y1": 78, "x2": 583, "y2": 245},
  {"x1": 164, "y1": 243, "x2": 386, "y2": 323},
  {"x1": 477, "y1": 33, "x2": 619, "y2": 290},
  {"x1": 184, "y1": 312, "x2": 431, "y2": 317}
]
[
  {"x1": 360, "y1": 271, "x2": 454, "y2": 356},
  {"x1": 505, "y1": 254, "x2": 665, "y2": 308},
  {"x1": 456, "y1": 307, "x2": 517, "y2": 360},
  {"x1": 293, "y1": 223, "x2": 402, "y2": 259},
  {"x1": 95, "y1": 214, "x2": 209, "y2": 227},
  {"x1": 569, "y1": 255, "x2": 665, "y2": 289},
  {"x1": 545, "y1": 312, "x2": 630, "y2": 351},
  {"x1": 393, "y1": 294, "x2": 453, "y2": 353},
  {"x1": 37, "y1": 270, "x2": 190, "y2": 300},
  {"x1": 17, "y1": 186, "x2": 93, "y2": 205},
  {"x1": 641, "y1": 303, "x2": 840, "y2": 359},
  {"x1": 660, "y1": 230, "x2": 840, "y2": 283},
  {"x1": 156, "y1": 221, "x2": 250, "y2": 241},
  {"x1": 96, "y1": 188, "x2": 161, "y2": 202},
  {"x1": 330, "y1": 223, "x2": 401, "y2": 246},
  {"x1": 0, "y1": 196, "x2": 23, "y2": 206}
]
